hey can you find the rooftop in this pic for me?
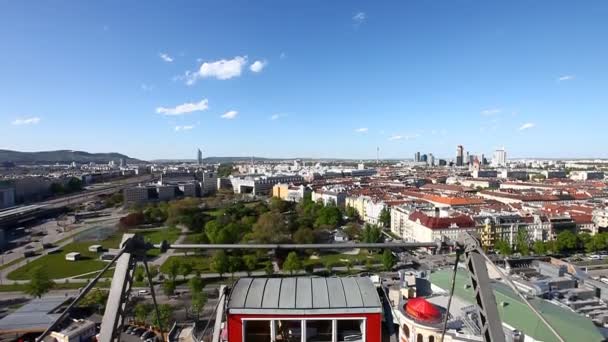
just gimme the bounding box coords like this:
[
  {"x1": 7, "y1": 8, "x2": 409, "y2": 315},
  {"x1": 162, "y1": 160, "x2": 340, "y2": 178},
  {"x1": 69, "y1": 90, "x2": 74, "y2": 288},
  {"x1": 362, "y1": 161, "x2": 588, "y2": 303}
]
[
  {"x1": 227, "y1": 276, "x2": 382, "y2": 315},
  {"x1": 430, "y1": 269, "x2": 604, "y2": 342},
  {"x1": 0, "y1": 296, "x2": 67, "y2": 333}
]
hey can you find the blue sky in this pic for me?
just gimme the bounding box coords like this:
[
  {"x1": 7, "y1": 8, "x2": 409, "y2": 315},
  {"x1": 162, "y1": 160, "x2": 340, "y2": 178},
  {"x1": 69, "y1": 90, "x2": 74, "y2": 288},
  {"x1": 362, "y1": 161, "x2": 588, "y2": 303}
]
[{"x1": 1, "y1": 1, "x2": 607, "y2": 161}]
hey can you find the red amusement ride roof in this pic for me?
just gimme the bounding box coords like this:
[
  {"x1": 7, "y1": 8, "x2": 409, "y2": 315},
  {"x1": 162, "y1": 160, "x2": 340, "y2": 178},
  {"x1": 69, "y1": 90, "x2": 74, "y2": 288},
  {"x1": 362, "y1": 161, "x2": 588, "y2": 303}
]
[{"x1": 405, "y1": 297, "x2": 441, "y2": 322}]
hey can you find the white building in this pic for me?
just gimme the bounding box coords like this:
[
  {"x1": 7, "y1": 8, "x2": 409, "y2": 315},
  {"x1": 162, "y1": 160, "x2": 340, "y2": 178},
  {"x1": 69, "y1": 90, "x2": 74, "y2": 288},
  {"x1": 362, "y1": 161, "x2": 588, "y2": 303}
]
[
  {"x1": 593, "y1": 209, "x2": 608, "y2": 229},
  {"x1": 65, "y1": 252, "x2": 81, "y2": 261},
  {"x1": 312, "y1": 190, "x2": 346, "y2": 208},
  {"x1": 570, "y1": 171, "x2": 605, "y2": 181},
  {"x1": 50, "y1": 319, "x2": 96, "y2": 342},
  {"x1": 492, "y1": 148, "x2": 507, "y2": 167},
  {"x1": 200, "y1": 170, "x2": 218, "y2": 195}
]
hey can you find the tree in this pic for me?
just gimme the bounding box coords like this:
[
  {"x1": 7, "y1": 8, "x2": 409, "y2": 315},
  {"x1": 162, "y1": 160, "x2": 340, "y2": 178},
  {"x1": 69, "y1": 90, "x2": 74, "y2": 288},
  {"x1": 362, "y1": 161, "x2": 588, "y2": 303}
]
[
  {"x1": 166, "y1": 258, "x2": 181, "y2": 282},
  {"x1": 243, "y1": 255, "x2": 258, "y2": 276},
  {"x1": 532, "y1": 240, "x2": 548, "y2": 255},
  {"x1": 315, "y1": 205, "x2": 342, "y2": 228},
  {"x1": 79, "y1": 289, "x2": 108, "y2": 313},
  {"x1": 361, "y1": 224, "x2": 382, "y2": 243},
  {"x1": 228, "y1": 256, "x2": 243, "y2": 279},
  {"x1": 135, "y1": 303, "x2": 152, "y2": 324},
  {"x1": 134, "y1": 266, "x2": 145, "y2": 283},
  {"x1": 189, "y1": 276, "x2": 204, "y2": 294},
  {"x1": 494, "y1": 239, "x2": 513, "y2": 256},
  {"x1": 264, "y1": 261, "x2": 275, "y2": 276},
  {"x1": 585, "y1": 233, "x2": 607, "y2": 253},
  {"x1": 191, "y1": 292, "x2": 207, "y2": 321},
  {"x1": 382, "y1": 249, "x2": 396, "y2": 271},
  {"x1": 270, "y1": 197, "x2": 290, "y2": 213},
  {"x1": 346, "y1": 260, "x2": 353, "y2": 273},
  {"x1": 515, "y1": 229, "x2": 530, "y2": 256},
  {"x1": 65, "y1": 177, "x2": 83, "y2": 193},
  {"x1": 283, "y1": 252, "x2": 302, "y2": 275},
  {"x1": 163, "y1": 280, "x2": 176, "y2": 297},
  {"x1": 293, "y1": 227, "x2": 315, "y2": 244},
  {"x1": 25, "y1": 266, "x2": 54, "y2": 298},
  {"x1": 211, "y1": 251, "x2": 229, "y2": 278},
  {"x1": 180, "y1": 262, "x2": 193, "y2": 280},
  {"x1": 343, "y1": 223, "x2": 362, "y2": 240},
  {"x1": 345, "y1": 206, "x2": 360, "y2": 221},
  {"x1": 247, "y1": 212, "x2": 289, "y2": 243},
  {"x1": 365, "y1": 258, "x2": 374, "y2": 271},
  {"x1": 153, "y1": 304, "x2": 173, "y2": 331},
  {"x1": 324, "y1": 260, "x2": 334, "y2": 275},
  {"x1": 556, "y1": 231, "x2": 579, "y2": 253},
  {"x1": 379, "y1": 207, "x2": 391, "y2": 227}
]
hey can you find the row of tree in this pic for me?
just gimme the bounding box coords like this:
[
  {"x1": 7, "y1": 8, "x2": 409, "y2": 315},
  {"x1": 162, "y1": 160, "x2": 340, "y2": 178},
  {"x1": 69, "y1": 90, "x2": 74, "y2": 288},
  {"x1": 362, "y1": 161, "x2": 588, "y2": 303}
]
[{"x1": 494, "y1": 230, "x2": 608, "y2": 256}]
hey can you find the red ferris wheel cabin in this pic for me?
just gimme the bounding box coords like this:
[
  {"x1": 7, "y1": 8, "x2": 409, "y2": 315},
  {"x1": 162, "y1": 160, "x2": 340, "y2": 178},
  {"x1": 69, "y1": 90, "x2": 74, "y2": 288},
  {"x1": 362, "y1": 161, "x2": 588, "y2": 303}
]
[{"x1": 226, "y1": 276, "x2": 383, "y2": 342}]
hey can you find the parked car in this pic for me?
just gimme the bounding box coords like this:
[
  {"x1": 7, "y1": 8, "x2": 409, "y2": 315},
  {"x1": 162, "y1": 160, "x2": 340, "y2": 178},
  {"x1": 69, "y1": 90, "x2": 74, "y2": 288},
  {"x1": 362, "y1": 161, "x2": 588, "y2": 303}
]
[{"x1": 141, "y1": 331, "x2": 154, "y2": 340}]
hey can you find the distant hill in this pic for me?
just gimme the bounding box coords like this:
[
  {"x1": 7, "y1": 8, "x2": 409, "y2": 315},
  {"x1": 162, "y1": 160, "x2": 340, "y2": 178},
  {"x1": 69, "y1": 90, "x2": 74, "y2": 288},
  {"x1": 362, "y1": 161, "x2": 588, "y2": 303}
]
[{"x1": 0, "y1": 150, "x2": 145, "y2": 164}]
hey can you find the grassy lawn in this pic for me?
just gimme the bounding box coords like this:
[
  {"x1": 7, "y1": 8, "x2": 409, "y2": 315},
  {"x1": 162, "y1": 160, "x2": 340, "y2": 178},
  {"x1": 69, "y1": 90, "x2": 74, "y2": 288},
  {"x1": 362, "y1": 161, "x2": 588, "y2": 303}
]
[
  {"x1": 0, "y1": 282, "x2": 110, "y2": 292},
  {"x1": 7, "y1": 227, "x2": 181, "y2": 281},
  {"x1": 7, "y1": 243, "x2": 108, "y2": 280},
  {"x1": 160, "y1": 255, "x2": 212, "y2": 274},
  {"x1": 304, "y1": 251, "x2": 382, "y2": 268},
  {"x1": 205, "y1": 209, "x2": 224, "y2": 217},
  {"x1": 160, "y1": 254, "x2": 268, "y2": 274}
]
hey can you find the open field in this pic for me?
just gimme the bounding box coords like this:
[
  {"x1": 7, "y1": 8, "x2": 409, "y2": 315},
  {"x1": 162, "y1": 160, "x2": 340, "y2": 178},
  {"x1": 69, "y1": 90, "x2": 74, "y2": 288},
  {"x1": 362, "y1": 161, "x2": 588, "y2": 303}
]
[{"x1": 7, "y1": 227, "x2": 180, "y2": 280}]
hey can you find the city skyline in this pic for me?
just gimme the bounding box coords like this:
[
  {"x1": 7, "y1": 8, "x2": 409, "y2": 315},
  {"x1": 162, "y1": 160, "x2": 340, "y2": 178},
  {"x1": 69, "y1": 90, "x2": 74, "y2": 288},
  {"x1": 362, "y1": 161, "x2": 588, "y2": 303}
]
[{"x1": 2, "y1": 1, "x2": 608, "y2": 160}]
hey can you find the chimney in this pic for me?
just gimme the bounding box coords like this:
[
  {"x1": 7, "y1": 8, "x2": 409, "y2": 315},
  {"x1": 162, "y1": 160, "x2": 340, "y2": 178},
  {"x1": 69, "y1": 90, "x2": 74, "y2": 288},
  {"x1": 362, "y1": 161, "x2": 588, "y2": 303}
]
[{"x1": 434, "y1": 207, "x2": 440, "y2": 218}]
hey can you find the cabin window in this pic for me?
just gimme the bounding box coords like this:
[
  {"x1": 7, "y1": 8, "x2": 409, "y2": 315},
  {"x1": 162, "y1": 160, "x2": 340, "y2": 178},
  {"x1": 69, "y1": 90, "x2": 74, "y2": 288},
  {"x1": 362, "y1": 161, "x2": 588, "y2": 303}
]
[
  {"x1": 244, "y1": 320, "x2": 271, "y2": 342},
  {"x1": 337, "y1": 319, "x2": 364, "y2": 342},
  {"x1": 306, "y1": 320, "x2": 333, "y2": 342},
  {"x1": 276, "y1": 320, "x2": 302, "y2": 341}
]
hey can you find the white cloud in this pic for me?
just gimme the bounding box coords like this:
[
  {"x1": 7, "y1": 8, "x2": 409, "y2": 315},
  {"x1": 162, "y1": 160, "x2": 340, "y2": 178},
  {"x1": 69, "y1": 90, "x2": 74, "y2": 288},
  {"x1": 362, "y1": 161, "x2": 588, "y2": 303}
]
[
  {"x1": 174, "y1": 125, "x2": 195, "y2": 131},
  {"x1": 270, "y1": 114, "x2": 280, "y2": 120},
  {"x1": 199, "y1": 56, "x2": 247, "y2": 80},
  {"x1": 156, "y1": 99, "x2": 208, "y2": 116},
  {"x1": 353, "y1": 12, "x2": 366, "y2": 25},
  {"x1": 557, "y1": 75, "x2": 575, "y2": 82},
  {"x1": 12, "y1": 117, "x2": 41, "y2": 125},
  {"x1": 280, "y1": 52, "x2": 287, "y2": 59},
  {"x1": 518, "y1": 122, "x2": 535, "y2": 131},
  {"x1": 250, "y1": 60, "x2": 267, "y2": 73},
  {"x1": 481, "y1": 108, "x2": 502, "y2": 116},
  {"x1": 159, "y1": 53, "x2": 174, "y2": 63},
  {"x1": 355, "y1": 127, "x2": 368, "y2": 133},
  {"x1": 388, "y1": 133, "x2": 420, "y2": 141},
  {"x1": 220, "y1": 110, "x2": 238, "y2": 119}
]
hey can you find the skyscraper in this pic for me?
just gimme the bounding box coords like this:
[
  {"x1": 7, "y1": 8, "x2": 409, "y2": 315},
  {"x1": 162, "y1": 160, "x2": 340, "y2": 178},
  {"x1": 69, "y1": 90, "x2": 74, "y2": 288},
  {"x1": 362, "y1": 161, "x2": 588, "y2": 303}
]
[
  {"x1": 414, "y1": 152, "x2": 421, "y2": 162},
  {"x1": 429, "y1": 153, "x2": 435, "y2": 166},
  {"x1": 420, "y1": 154, "x2": 428, "y2": 163},
  {"x1": 197, "y1": 148, "x2": 203, "y2": 165},
  {"x1": 456, "y1": 145, "x2": 464, "y2": 166},
  {"x1": 492, "y1": 148, "x2": 507, "y2": 167}
]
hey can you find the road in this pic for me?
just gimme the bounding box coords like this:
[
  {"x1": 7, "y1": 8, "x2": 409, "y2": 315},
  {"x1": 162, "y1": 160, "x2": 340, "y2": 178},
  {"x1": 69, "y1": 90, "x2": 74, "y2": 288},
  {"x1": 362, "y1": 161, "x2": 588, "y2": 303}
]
[{"x1": 42, "y1": 175, "x2": 152, "y2": 209}]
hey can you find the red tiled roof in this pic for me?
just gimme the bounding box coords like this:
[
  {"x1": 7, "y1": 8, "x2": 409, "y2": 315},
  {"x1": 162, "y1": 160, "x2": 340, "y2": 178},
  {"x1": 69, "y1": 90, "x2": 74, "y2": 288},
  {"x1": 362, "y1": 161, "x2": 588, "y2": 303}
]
[{"x1": 409, "y1": 211, "x2": 476, "y2": 229}]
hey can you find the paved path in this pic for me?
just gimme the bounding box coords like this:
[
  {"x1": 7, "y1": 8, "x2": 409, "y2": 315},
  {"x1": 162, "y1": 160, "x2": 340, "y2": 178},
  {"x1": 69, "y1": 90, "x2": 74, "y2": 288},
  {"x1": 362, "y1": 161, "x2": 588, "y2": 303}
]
[{"x1": 150, "y1": 225, "x2": 190, "y2": 267}]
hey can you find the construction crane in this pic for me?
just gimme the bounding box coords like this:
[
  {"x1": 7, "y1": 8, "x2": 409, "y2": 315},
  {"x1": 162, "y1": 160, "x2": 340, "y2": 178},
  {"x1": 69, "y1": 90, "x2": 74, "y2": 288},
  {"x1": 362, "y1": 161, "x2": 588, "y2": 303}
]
[{"x1": 35, "y1": 232, "x2": 564, "y2": 342}]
